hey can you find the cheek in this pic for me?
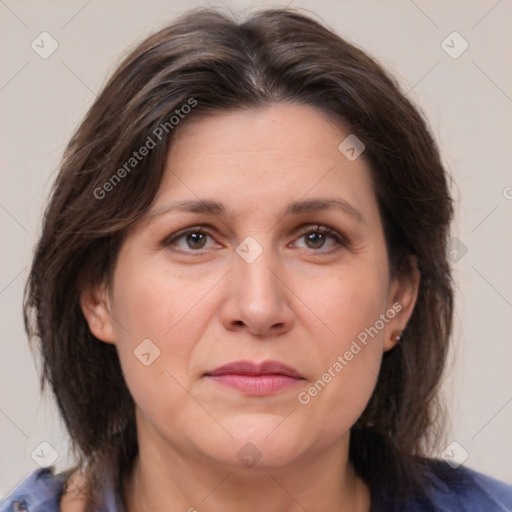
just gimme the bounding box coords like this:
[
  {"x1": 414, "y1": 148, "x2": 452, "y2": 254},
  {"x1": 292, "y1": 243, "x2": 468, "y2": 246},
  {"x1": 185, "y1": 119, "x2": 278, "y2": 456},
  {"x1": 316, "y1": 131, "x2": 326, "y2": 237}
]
[
  {"x1": 296, "y1": 323, "x2": 384, "y2": 453},
  {"x1": 293, "y1": 263, "x2": 388, "y2": 427},
  {"x1": 302, "y1": 260, "x2": 389, "y2": 348},
  {"x1": 110, "y1": 249, "x2": 217, "y2": 344},
  {"x1": 107, "y1": 253, "x2": 221, "y2": 424},
  {"x1": 110, "y1": 279, "x2": 210, "y2": 389}
]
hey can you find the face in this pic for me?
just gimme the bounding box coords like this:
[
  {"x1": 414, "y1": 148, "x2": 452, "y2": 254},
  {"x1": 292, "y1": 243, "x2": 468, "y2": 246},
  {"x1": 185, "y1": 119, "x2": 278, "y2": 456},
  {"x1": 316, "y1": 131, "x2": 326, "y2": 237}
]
[{"x1": 82, "y1": 103, "x2": 417, "y2": 471}]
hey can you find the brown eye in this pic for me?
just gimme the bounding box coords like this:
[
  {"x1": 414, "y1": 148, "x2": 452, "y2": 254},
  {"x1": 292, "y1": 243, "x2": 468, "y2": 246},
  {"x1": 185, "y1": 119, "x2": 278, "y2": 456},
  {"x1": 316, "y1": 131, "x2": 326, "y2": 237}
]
[
  {"x1": 304, "y1": 231, "x2": 328, "y2": 249},
  {"x1": 183, "y1": 231, "x2": 208, "y2": 249},
  {"x1": 163, "y1": 228, "x2": 214, "y2": 252},
  {"x1": 293, "y1": 225, "x2": 346, "y2": 253}
]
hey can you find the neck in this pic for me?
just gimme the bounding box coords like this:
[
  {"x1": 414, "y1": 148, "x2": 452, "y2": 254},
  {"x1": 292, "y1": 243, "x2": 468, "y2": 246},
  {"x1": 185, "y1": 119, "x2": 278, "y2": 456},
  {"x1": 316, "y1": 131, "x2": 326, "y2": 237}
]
[{"x1": 123, "y1": 422, "x2": 371, "y2": 512}]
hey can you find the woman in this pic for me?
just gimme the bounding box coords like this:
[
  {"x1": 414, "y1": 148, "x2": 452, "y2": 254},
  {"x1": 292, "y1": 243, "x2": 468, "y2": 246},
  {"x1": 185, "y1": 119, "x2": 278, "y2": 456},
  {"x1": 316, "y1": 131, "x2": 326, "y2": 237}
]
[{"x1": 2, "y1": 7, "x2": 511, "y2": 512}]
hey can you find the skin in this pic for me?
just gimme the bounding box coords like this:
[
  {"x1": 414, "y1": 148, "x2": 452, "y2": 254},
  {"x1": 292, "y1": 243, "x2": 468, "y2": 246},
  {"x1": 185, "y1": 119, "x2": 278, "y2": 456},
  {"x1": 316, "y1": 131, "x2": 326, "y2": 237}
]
[{"x1": 78, "y1": 103, "x2": 419, "y2": 512}]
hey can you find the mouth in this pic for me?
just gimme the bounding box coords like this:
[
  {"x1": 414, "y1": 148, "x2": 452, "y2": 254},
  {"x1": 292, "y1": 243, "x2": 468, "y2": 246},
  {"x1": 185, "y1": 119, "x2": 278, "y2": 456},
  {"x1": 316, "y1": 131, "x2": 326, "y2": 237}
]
[{"x1": 204, "y1": 360, "x2": 305, "y2": 395}]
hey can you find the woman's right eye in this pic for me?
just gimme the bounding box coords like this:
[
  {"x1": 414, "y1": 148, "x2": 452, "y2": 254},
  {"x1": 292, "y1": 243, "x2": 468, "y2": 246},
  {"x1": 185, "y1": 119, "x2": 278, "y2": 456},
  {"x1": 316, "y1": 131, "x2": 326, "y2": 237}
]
[{"x1": 162, "y1": 227, "x2": 217, "y2": 252}]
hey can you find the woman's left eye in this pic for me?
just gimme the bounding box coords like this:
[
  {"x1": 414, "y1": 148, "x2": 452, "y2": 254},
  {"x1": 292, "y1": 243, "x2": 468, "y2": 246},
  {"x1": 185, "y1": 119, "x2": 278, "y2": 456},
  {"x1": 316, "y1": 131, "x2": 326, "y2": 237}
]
[
  {"x1": 162, "y1": 225, "x2": 346, "y2": 253},
  {"x1": 292, "y1": 225, "x2": 346, "y2": 253}
]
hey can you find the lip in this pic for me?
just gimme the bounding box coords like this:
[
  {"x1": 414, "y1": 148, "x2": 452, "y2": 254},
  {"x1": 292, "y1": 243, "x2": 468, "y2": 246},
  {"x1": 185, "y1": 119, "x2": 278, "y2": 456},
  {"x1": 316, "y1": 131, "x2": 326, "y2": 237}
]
[{"x1": 204, "y1": 360, "x2": 304, "y2": 395}]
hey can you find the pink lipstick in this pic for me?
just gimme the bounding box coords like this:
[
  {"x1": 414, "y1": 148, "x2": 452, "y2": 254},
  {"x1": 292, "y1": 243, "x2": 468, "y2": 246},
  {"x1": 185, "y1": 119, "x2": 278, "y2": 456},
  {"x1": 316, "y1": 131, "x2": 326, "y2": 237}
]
[{"x1": 204, "y1": 360, "x2": 304, "y2": 395}]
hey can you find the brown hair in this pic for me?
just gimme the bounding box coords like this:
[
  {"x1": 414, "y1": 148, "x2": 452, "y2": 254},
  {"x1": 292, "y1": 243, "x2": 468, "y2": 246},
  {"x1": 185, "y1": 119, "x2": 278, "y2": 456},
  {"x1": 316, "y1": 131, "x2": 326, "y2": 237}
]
[{"x1": 24, "y1": 6, "x2": 454, "y2": 509}]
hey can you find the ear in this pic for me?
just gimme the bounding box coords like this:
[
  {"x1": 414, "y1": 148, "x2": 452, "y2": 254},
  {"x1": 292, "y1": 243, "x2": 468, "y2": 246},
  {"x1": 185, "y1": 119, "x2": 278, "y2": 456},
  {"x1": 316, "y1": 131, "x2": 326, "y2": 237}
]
[
  {"x1": 383, "y1": 257, "x2": 420, "y2": 352},
  {"x1": 80, "y1": 281, "x2": 117, "y2": 345}
]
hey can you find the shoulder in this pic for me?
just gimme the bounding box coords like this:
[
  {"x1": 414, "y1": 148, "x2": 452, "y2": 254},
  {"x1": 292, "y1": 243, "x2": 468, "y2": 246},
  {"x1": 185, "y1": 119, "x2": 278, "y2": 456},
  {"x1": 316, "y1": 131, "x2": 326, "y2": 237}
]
[
  {"x1": 1, "y1": 466, "x2": 125, "y2": 512},
  {"x1": 371, "y1": 458, "x2": 512, "y2": 511},
  {"x1": 0, "y1": 467, "x2": 70, "y2": 512},
  {"x1": 420, "y1": 459, "x2": 512, "y2": 511}
]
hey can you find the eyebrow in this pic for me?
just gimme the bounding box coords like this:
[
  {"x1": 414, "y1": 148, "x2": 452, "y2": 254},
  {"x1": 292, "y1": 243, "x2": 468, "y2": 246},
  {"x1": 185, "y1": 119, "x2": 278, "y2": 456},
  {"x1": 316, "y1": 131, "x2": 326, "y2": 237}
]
[{"x1": 149, "y1": 197, "x2": 364, "y2": 223}]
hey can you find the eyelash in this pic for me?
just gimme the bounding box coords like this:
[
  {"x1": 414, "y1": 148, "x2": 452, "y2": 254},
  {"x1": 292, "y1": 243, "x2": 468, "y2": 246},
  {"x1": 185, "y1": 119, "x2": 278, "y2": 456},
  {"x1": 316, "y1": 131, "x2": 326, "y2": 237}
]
[{"x1": 161, "y1": 224, "x2": 348, "y2": 255}]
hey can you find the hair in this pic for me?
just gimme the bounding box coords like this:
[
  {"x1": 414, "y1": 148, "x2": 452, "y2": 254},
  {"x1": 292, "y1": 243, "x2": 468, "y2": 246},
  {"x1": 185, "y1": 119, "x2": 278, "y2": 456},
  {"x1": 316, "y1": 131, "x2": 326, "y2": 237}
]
[{"x1": 24, "y1": 6, "x2": 454, "y2": 510}]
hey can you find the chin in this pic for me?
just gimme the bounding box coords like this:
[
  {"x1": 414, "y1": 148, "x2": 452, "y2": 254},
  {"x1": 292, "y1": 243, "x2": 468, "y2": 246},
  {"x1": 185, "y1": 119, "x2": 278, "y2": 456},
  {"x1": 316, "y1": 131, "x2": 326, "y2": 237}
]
[{"x1": 201, "y1": 413, "x2": 309, "y2": 469}]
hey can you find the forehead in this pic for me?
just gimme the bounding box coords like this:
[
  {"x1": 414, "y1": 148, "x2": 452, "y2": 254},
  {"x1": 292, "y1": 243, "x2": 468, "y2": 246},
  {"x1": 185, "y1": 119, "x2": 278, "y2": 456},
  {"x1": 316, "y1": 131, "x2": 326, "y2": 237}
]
[{"x1": 152, "y1": 103, "x2": 378, "y2": 223}]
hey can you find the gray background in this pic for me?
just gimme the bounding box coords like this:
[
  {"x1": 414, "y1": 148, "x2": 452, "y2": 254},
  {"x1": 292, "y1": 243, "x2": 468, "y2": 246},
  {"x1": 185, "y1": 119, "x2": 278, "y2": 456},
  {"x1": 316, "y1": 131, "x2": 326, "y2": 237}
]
[{"x1": 1, "y1": 0, "x2": 511, "y2": 495}]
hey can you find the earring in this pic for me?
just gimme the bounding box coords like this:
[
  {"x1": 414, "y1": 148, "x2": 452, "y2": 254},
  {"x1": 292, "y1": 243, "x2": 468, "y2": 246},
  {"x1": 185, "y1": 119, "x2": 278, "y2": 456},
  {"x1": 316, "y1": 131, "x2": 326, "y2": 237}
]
[{"x1": 391, "y1": 330, "x2": 403, "y2": 344}]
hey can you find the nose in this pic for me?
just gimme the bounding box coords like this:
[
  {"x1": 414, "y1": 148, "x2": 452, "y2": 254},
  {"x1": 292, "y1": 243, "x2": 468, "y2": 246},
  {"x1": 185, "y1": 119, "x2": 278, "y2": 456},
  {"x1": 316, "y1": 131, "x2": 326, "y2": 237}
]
[{"x1": 220, "y1": 244, "x2": 294, "y2": 338}]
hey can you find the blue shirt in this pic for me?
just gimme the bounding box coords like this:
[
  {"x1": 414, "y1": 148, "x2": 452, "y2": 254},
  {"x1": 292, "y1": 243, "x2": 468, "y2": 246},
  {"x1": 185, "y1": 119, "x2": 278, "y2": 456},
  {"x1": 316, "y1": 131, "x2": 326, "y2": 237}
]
[{"x1": 1, "y1": 462, "x2": 511, "y2": 511}]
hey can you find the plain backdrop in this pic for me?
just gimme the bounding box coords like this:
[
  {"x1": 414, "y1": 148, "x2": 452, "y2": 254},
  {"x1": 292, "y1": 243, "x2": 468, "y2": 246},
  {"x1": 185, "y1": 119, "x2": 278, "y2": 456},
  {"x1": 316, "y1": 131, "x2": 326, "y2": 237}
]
[{"x1": 1, "y1": 0, "x2": 511, "y2": 496}]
